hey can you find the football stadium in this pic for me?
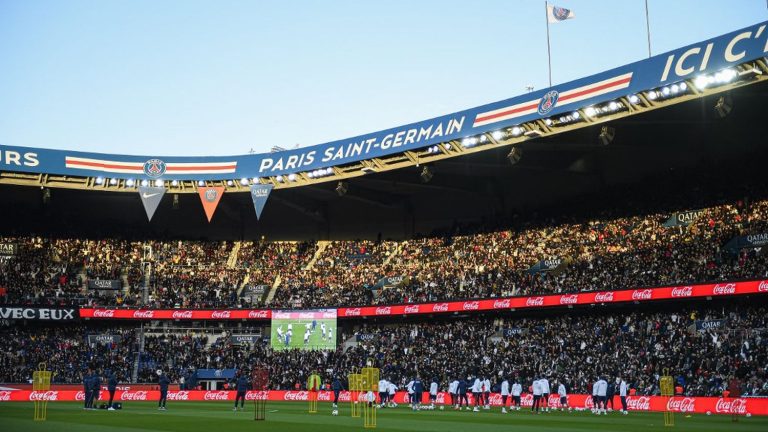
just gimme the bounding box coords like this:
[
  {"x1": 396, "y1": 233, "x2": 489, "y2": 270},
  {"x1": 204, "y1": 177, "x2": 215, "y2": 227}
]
[{"x1": 1, "y1": 2, "x2": 768, "y2": 432}]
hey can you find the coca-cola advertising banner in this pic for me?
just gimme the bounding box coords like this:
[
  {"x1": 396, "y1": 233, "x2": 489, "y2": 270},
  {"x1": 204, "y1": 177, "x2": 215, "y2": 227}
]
[
  {"x1": 272, "y1": 309, "x2": 337, "y2": 320},
  {"x1": 0, "y1": 390, "x2": 765, "y2": 416},
  {"x1": 337, "y1": 280, "x2": 768, "y2": 318},
  {"x1": 79, "y1": 308, "x2": 271, "y2": 320},
  {"x1": 77, "y1": 280, "x2": 768, "y2": 321}
]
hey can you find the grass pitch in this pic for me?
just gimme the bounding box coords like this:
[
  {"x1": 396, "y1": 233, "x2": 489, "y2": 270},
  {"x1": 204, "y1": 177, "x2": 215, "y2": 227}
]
[{"x1": 0, "y1": 401, "x2": 765, "y2": 432}]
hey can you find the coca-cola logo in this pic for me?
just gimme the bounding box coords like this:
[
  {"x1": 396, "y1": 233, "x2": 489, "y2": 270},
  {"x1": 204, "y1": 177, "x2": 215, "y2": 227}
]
[
  {"x1": 520, "y1": 393, "x2": 534, "y2": 407},
  {"x1": 584, "y1": 395, "x2": 595, "y2": 408},
  {"x1": 317, "y1": 392, "x2": 331, "y2": 401},
  {"x1": 436, "y1": 393, "x2": 446, "y2": 404},
  {"x1": 75, "y1": 391, "x2": 85, "y2": 401},
  {"x1": 284, "y1": 391, "x2": 309, "y2": 401},
  {"x1": 715, "y1": 398, "x2": 747, "y2": 414},
  {"x1": 559, "y1": 294, "x2": 578, "y2": 305},
  {"x1": 121, "y1": 391, "x2": 149, "y2": 401},
  {"x1": 0, "y1": 391, "x2": 12, "y2": 401},
  {"x1": 631, "y1": 289, "x2": 653, "y2": 300},
  {"x1": 172, "y1": 310, "x2": 193, "y2": 319},
  {"x1": 463, "y1": 301, "x2": 480, "y2": 310},
  {"x1": 671, "y1": 286, "x2": 693, "y2": 297},
  {"x1": 526, "y1": 297, "x2": 545, "y2": 307},
  {"x1": 246, "y1": 391, "x2": 269, "y2": 401},
  {"x1": 248, "y1": 310, "x2": 269, "y2": 319},
  {"x1": 375, "y1": 307, "x2": 391, "y2": 315},
  {"x1": 626, "y1": 396, "x2": 651, "y2": 411},
  {"x1": 345, "y1": 308, "x2": 361, "y2": 316},
  {"x1": 132, "y1": 310, "x2": 155, "y2": 319},
  {"x1": 487, "y1": 393, "x2": 502, "y2": 405},
  {"x1": 168, "y1": 391, "x2": 190, "y2": 400},
  {"x1": 211, "y1": 310, "x2": 231, "y2": 319},
  {"x1": 666, "y1": 397, "x2": 696, "y2": 412},
  {"x1": 204, "y1": 391, "x2": 230, "y2": 401},
  {"x1": 493, "y1": 299, "x2": 511, "y2": 309},
  {"x1": 29, "y1": 391, "x2": 58, "y2": 401},
  {"x1": 404, "y1": 305, "x2": 420, "y2": 314},
  {"x1": 713, "y1": 283, "x2": 736, "y2": 295},
  {"x1": 759, "y1": 281, "x2": 768, "y2": 293},
  {"x1": 93, "y1": 309, "x2": 116, "y2": 318},
  {"x1": 432, "y1": 303, "x2": 449, "y2": 312},
  {"x1": 594, "y1": 292, "x2": 614, "y2": 302}
]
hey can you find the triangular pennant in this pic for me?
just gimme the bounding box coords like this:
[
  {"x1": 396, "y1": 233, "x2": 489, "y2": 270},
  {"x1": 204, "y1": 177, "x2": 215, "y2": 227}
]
[
  {"x1": 250, "y1": 184, "x2": 273, "y2": 220},
  {"x1": 138, "y1": 186, "x2": 166, "y2": 222},
  {"x1": 197, "y1": 186, "x2": 225, "y2": 222}
]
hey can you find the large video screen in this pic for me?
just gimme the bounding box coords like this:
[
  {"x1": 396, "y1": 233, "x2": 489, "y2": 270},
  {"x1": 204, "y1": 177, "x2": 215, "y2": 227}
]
[{"x1": 270, "y1": 309, "x2": 337, "y2": 351}]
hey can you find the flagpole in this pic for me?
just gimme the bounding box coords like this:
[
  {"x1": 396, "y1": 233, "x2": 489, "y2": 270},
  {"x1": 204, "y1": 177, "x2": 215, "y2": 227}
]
[
  {"x1": 644, "y1": 0, "x2": 652, "y2": 57},
  {"x1": 545, "y1": 1, "x2": 552, "y2": 86}
]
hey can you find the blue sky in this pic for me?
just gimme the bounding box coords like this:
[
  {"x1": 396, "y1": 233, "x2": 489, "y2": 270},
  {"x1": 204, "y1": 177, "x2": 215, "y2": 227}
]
[{"x1": 0, "y1": 0, "x2": 765, "y2": 156}]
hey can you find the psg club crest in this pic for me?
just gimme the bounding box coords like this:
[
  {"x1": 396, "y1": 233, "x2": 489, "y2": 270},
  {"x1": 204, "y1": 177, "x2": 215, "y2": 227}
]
[
  {"x1": 205, "y1": 188, "x2": 218, "y2": 202},
  {"x1": 143, "y1": 159, "x2": 166, "y2": 178},
  {"x1": 553, "y1": 7, "x2": 571, "y2": 21},
  {"x1": 538, "y1": 90, "x2": 559, "y2": 115}
]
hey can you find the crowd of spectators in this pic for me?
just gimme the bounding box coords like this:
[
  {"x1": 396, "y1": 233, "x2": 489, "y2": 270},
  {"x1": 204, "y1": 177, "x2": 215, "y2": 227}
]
[
  {"x1": 1, "y1": 187, "x2": 767, "y2": 309},
  {"x1": 1, "y1": 300, "x2": 766, "y2": 397}
]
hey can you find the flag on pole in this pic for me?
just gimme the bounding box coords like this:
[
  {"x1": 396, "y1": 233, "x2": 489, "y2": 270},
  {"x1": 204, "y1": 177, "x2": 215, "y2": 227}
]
[
  {"x1": 547, "y1": 4, "x2": 575, "y2": 23},
  {"x1": 197, "y1": 186, "x2": 225, "y2": 222}
]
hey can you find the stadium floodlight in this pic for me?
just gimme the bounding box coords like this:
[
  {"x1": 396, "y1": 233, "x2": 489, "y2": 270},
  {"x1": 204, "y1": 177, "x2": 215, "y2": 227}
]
[
  {"x1": 95, "y1": 177, "x2": 104, "y2": 185},
  {"x1": 715, "y1": 68, "x2": 737, "y2": 84},
  {"x1": 445, "y1": 143, "x2": 452, "y2": 150},
  {"x1": 679, "y1": 82, "x2": 688, "y2": 91},
  {"x1": 140, "y1": 179, "x2": 149, "y2": 187},
  {"x1": 598, "y1": 125, "x2": 615, "y2": 146},
  {"x1": 240, "y1": 178, "x2": 249, "y2": 185},
  {"x1": 647, "y1": 90, "x2": 658, "y2": 100},
  {"x1": 694, "y1": 75, "x2": 709, "y2": 89},
  {"x1": 307, "y1": 171, "x2": 315, "y2": 178},
  {"x1": 286, "y1": 174, "x2": 296, "y2": 182},
  {"x1": 491, "y1": 130, "x2": 504, "y2": 140},
  {"x1": 226, "y1": 180, "x2": 234, "y2": 186},
  {"x1": 507, "y1": 147, "x2": 522, "y2": 166},
  {"x1": 155, "y1": 179, "x2": 164, "y2": 187},
  {"x1": 479, "y1": 135, "x2": 487, "y2": 143},
  {"x1": 544, "y1": 118, "x2": 553, "y2": 126},
  {"x1": 275, "y1": 175, "x2": 284, "y2": 182},
  {"x1": 325, "y1": 167, "x2": 334, "y2": 175},
  {"x1": 109, "y1": 178, "x2": 117, "y2": 186},
  {"x1": 714, "y1": 94, "x2": 733, "y2": 118},
  {"x1": 661, "y1": 86, "x2": 671, "y2": 96},
  {"x1": 628, "y1": 94, "x2": 640, "y2": 104},
  {"x1": 252, "y1": 177, "x2": 260, "y2": 184},
  {"x1": 335, "y1": 181, "x2": 348, "y2": 196},
  {"x1": 126, "y1": 179, "x2": 135, "y2": 187},
  {"x1": 584, "y1": 106, "x2": 597, "y2": 117},
  {"x1": 511, "y1": 126, "x2": 523, "y2": 137},
  {"x1": 419, "y1": 166, "x2": 433, "y2": 183},
  {"x1": 608, "y1": 101, "x2": 619, "y2": 111},
  {"x1": 571, "y1": 111, "x2": 581, "y2": 119},
  {"x1": 171, "y1": 179, "x2": 179, "y2": 186},
  {"x1": 197, "y1": 180, "x2": 205, "y2": 186},
  {"x1": 670, "y1": 84, "x2": 680, "y2": 94}
]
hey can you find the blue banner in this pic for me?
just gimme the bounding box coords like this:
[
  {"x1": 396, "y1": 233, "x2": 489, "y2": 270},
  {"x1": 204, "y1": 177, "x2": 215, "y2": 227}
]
[
  {"x1": 250, "y1": 184, "x2": 273, "y2": 220},
  {"x1": 724, "y1": 233, "x2": 768, "y2": 252},
  {"x1": 663, "y1": 209, "x2": 706, "y2": 227},
  {"x1": 1, "y1": 21, "x2": 767, "y2": 181},
  {"x1": 195, "y1": 369, "x2": 237, "y2": 380},
  {"x1": 527, "y1": 258, "x2": 565, "y2": 274}
]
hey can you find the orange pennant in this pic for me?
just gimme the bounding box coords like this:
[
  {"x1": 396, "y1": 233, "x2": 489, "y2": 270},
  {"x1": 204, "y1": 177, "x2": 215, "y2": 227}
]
[{"x1": 197, "y1": 186, "x2": 225, "y2": 222}]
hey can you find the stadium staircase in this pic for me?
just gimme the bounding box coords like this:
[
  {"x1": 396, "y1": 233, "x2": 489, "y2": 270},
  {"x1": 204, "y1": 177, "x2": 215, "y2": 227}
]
[
  {"x1": 264, "y1": 275, "x2": 281, "y2": 305},
  {"x1": 304, "y1": 241, "x2": 330, "y2": 270},
  {"x1": 227, "y1": 241, "x2": 241, "y2": 269}
]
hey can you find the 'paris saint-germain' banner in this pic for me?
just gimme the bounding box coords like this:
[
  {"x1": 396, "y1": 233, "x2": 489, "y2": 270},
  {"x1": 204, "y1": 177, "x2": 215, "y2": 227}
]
[{"x1": 1, "y1": 21, "x2": 767, "y2": 180}]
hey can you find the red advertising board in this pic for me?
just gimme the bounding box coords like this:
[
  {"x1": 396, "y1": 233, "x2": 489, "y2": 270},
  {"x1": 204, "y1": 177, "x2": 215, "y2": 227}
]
[
  {"x1": 1, "y1": 390, "x2": 766, "y2": 416},
  {"x1": 77, "y1": 279, "x2": 768, "y2": 321}
]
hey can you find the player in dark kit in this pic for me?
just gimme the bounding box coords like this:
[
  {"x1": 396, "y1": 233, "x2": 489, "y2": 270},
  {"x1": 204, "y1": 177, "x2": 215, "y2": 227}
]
[
  {"x1": 158, "y1": 371, "x2": 170, "y2": 410},
  {"x1": 91, "y1": 371, "x2": 101, "y2": 407},
  {"x1": 233, "y1": 372, "x2": 249, "y2": 411},
  {"x1": 332, "y1": 376, "x2": 343, "y2": 407},
  {"x1": 82, "y1": 369, "x2": 92, "y2": 410},
  {"x1": 107, "y1": 371, "x2": 118, "y2": 410}
]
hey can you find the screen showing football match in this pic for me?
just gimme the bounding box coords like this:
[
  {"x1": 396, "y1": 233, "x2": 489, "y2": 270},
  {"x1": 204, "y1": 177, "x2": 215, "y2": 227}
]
[{"x1": 270, "y1": 309, "x2": 337, "y2": 351}]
